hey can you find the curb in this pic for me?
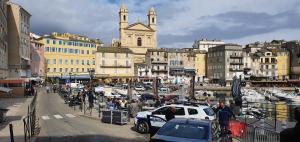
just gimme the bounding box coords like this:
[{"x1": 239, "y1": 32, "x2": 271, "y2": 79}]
[{"x1": 76, "y1": 113, "x2": 101, "y2": 121}]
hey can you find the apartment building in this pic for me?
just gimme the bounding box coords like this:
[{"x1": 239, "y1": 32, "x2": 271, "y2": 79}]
[
  {"x1": 207, "y1": 44, "x2": 243, "y2": 86},
  {"x1": 192, "y1": 38, "x2": 225, "y2": 52},
  {"x1": 7, "y1": 2, "x2": 31, "y2": 78},
  {"x1": 145, "y1": 49, "x2": 168, "y2": 81},
  {"x1": 0, "y1": 0, "x2": 8, "y2": 79},
  {"x1": 30, "y1": 33, "x2": 45, "y2": 77},
  {"x1": 95, "y1": 47, "x2": 134, "y2": 83},
  {"x1": 39, "y1": 32, "x2": 102, "y2": 79}
]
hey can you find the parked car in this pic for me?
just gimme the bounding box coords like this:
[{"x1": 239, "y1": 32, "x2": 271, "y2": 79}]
[
  {"x1": 144, "y1": 85, "x2": 153, "y2": 90},
  {"x1": 150, "y1": 118, "x2": 213, "y2": 142},
  {"x1": 158, "y1": 87, "x2": 169, "y2": 94},
  {"x1": 134, "y1": 104, "x2": 215, "y2": 133},
  {"x1": 135, "y1": 86, "x2": 146, "y2": 91}
]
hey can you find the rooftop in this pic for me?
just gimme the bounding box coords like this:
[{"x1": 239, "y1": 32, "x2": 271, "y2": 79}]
[{"x1": 97, "y1": 47, "x2": 133, "y2": 53}]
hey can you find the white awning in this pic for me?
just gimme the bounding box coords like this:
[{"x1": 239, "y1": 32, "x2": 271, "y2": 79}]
[{"x1": 0, "y1": 87, "x2": 12, "y2": 93}]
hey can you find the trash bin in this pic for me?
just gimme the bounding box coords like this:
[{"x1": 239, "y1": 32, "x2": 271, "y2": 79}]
[
  {"x1": 102, "y1": 110, "x2": 113, "y2": 123},
  {"x1": 112, "y1": 110, "x2": 128, "y2": 125},
  {"x1": 0, "y1": 108, "x2": 9, "y2": 123},
  {"x1": 229, "y1": 120, "x2": 247, "y2": 137}
]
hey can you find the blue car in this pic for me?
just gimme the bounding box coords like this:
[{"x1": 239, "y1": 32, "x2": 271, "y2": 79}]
[{"x1": 150, "y1": 118, "x2": 213, "y2": 142}]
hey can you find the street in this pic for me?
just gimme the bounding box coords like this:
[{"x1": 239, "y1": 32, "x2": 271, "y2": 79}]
[{"x1": 36, "y1": 89, "x2": 148, "y2": 142}]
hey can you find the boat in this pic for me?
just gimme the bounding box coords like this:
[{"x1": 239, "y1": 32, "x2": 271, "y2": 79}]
[{"x1": 241, "y1": 89, "x2": 265, "y2": 103}]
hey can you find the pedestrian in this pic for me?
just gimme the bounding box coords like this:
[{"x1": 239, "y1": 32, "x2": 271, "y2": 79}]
[
  {"x1": 165, "y1": 106, "x2": 176, "y2": 121},
  {"x1": 280, "y1": 107, "x2": 300, "y2": 142},
  {"x1": 106, "y1": 98, "x2": 115, "y2": 110},
  {"x1": 46, "y1": 85, "x2": 50, "y2": 94},
  {"x1": 129, "y1": 100, "x2": 139, "y2": 118},
  {"x1": 217, "y1": 101, "x2": 235, "y2": 131},
  {"x1": 154, "y1": 98, "x2": 161, "y2": 108}
]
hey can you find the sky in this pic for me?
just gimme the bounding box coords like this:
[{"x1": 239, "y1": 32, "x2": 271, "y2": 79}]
[{"x1": 11, "y1": 0, "x2": 300, "y2": 48}]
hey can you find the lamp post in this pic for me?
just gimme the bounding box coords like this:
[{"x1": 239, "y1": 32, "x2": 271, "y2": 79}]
[{"x1": 69, "y1": 72, "x2": 72, "y2": 95}]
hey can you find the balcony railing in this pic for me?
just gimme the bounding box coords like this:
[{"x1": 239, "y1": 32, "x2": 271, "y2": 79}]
[
  {"x1": 230, "y1": 55, "x2": 243, "y2": 58},
  {"x1": 151, "y1": 69, "x2": 168, "y2": 72},
  {"x1": 101, "y1": 65, "x2": 131, "y2": 68},
  {"x1": 230, "y1": 62, "x2": 243, "y2": 65},
  {"x1": 229, "y1": 68, "x2": 244, "y2": 72},
  {"x1": 151, "y1": 60, "x2": 168, "y2": 64}
]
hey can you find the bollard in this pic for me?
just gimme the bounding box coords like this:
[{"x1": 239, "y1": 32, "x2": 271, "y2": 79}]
[{"x1": 9, "y1": 123, "x2": 14, "y2": 142}]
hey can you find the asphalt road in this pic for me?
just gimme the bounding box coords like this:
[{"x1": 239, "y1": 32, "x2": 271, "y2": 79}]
[{"x1": 36, "y1": 89, "x2": 148, "y2": 142}]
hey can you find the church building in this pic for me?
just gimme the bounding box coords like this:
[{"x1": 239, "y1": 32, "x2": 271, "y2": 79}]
[{"x1": 119, "y1": 4, "x2": 157, "y2": 63}]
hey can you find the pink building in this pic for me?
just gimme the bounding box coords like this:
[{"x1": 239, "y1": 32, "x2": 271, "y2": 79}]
[{"x1": 30, "y1": 33, "x2": 45, "y2": 77}]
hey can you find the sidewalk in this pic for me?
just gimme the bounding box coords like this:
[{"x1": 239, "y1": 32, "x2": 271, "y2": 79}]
[{"x1": 0, "y1": 96, "x2": 34, "y2": 142}]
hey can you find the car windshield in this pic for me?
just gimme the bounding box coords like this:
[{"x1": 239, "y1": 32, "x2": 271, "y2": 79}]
[
  {"x1": 157, "y1": 122, "x2": 209, "y2": 140},
  {"x1": 203, "y1": 108, "x2": 215, "y2": 116}
]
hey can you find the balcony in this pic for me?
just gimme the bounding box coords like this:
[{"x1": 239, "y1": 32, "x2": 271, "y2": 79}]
[
  {"x1": 229, "y1": 68, "x2": 244, "y2": 72},
  {"x1": 101, "y1": 65, "x2": 131, "y2": 68},
  {"x1": 151, "y1": 60, "x2": 168, "y2": 64},
  {"x1": 230, "y1": 62, "x2": 243, "y2": 65},
  {"x1": 151, "y1": 69, "x2": 168, "y2": 72},
  {"x1": 230, "y1": 55, "x2": 243, "y2": 58}
]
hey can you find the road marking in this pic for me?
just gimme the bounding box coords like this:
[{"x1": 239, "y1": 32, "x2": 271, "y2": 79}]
[
  {"x1": 65, "y1": 114, "x2": 76, "y2": 118},
  {"x1": 41, "y1": 116, "x2": 50, "y2": 120},
  {"x1": 53, "y1": 114, "x2": 63, "y2": 119}
]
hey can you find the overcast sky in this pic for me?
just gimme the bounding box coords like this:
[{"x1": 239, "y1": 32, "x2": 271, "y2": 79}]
[{"x1": 12, "y1": 0, "x2": 300, "y2": 48}]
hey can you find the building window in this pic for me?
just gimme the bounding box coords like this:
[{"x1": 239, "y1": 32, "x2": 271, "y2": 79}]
[
  {"x1": 59, "y1": 59, "x2": 62, "y2": 64},
  {"x1": 59, "y1": 40, "x2": 62, "y2": 45},
  {"x1": 53, "y1": 59, "x2": 56, "y2": 64},
  {"x1": 71, "y1": 68, "x2": 73, "y2": 72},
  {"x1": 65, "y1": 59, "x2": 68, "y2": 65},
  {"x1": 82, "y1": 60, "x2": 84, "y2": 65},
  {"x1": 87, "y1": 60, "x2": 90, "y2": 65},
  {"x1": 47, "y1": 68, "x2": 50, "y2": 73},
  {"x1": 81, "y1": 50, "x2": 84, "y2": 54},
  {"x1": 53, "y1": 68, "x2": 56, "y2": 73},
  {"x1": 53, "y1": 40, "x2": 56, "y2": 44},
  {"x1": 59, "y1": 68, "x2": 62, "y2": 72},
  {"x1": 76, "y1": 68, "x2": 79, "y2": 72},
  {"x1": 71, "y1": 60, "x2": 73, "y2": 65},
  {"x1": 137, "y1": 37, "x2": 142, "y2": 46},
  {"x1": 65, "y1": 68, "x2": 68, "y2": 73},
  {"x1": 47, "y1": 59, "x2": 50, "y2": 64},
  {"x1": 76, "y1": 60, "x2": 79, "y2": 65},
  {"x1": 46, "y1": 39, "x2": 50, "y2": 44},
  {"x1": 123, "y1": 15, "x2": 126, "y2": 21},
  {"x1": 87, "y1": 50, "x2": 89, "y2": 54},
  {"x1": 82, "y1": 68, "x2": 84, "y2": 72},
  {"x1": 92, "y1": 60, "x2": 95, "y2": 65}
]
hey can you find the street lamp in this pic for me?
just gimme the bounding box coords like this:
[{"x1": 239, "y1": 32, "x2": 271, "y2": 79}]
[{"x1": 69, "y1": 72, "x2": 72, "y2": 95}]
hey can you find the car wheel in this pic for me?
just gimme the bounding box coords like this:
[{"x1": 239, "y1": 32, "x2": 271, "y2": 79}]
[{"x1": 136, "y1": 121, "x2": 149, "y2": 134}]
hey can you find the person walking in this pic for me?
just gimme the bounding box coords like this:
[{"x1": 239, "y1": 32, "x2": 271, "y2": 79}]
[
  {"x1": 217, "y1": 101, "x2": 235, "y2": 131},
  {"x1": 280, "y1": 107, "x2": 300, "y2": 142}
]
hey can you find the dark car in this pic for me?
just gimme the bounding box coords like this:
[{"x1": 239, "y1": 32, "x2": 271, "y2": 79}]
[{"x1": 150, "y1": 118, "x2": 212, "y2": 142}]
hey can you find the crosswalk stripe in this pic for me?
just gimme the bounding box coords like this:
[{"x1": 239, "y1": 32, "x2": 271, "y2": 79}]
[
  {"x1": 41, "y1": 116, "x2": 50, "y2": 120},
  {"x1": 53, "y1": 114, "x2": 63, "y2": 119},
  {"x1": 65, "y1": 114, "x2": 76, "y2": 118}
]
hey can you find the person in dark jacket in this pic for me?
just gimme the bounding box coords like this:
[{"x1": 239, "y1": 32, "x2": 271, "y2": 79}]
[
  {"x1": 217, "y1": 102, "x2": 235, "y2": 131},
  {"x1": 165, "y1": 107, "x2": 176, "y2": 121},
  {"x1": 280, "y1": 107, "x2": 300, "y2": 142}
]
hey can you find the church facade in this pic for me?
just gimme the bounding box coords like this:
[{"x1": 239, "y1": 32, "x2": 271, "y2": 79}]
[{"x1": 119, "y1": 5, "x2": 157, "y2": 63}]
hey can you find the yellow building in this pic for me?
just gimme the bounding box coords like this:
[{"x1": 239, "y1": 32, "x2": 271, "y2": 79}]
[
  {"x1": 39, "y1": 32, "x2": 102, "y2": 78},
  {"x1": 95, "y1": 47, "x2": 134, "y2": 83},
  {"x1": 195, "y1": 51, "x2": 207, "y2": 82},
  {"x1": 276, "y1": 49, "x2": 289, "y2": 80},
  {"x1": 119, "y1": 4, "x2": 157, "y2": 63}
]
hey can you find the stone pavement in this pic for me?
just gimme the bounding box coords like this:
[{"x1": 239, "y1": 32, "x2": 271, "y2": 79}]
[{"x1": 0, "y1": 96, "x2": 34, "y2": 142}]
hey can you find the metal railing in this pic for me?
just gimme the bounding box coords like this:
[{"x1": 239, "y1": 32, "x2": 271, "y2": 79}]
[
  {"x1": 235, "y1": 125, "x2": 280, "y2": 142},
  {"x1": 23, "y1": 91, "x2": 39, "y2": 142}
]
